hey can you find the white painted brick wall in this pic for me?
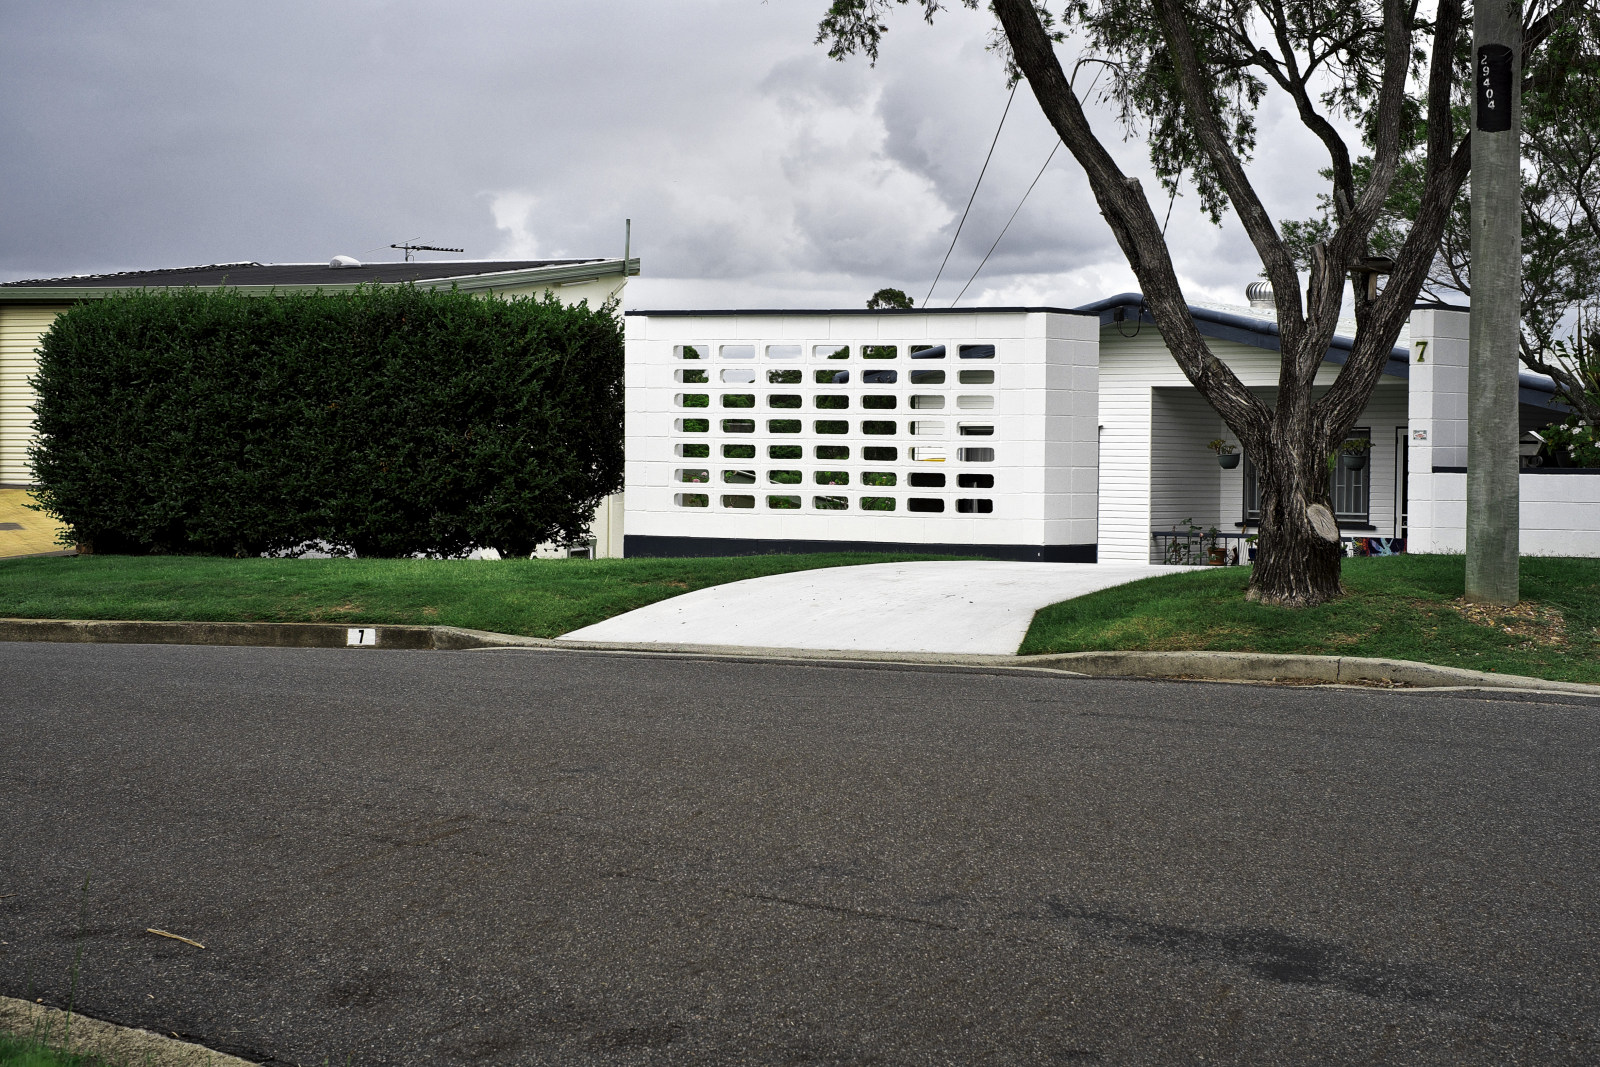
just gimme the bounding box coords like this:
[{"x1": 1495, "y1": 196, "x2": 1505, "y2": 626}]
[
  {"x1": 1417, "y1": 470, "x2": 1600, "y2": 555},
  {"x1": 1407, "y1": 307, "x2": 1473, "y2": 553}
]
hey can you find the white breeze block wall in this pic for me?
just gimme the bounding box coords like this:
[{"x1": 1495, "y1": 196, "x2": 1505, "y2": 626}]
[{"x1": 623, "y1": 310, "x2": 1101, "y2": 557}]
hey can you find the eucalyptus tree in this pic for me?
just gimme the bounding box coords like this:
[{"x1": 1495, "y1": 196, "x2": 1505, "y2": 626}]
[
  {"x1": 867, "y1": 287, "x2": 917, "y2": 309},
  {"x1": 1284, "y1": 9, "x2": 1600, "y2": 430},
  {"x1": 818, "y1": 0, "x2": 1587, "y2": 605}
]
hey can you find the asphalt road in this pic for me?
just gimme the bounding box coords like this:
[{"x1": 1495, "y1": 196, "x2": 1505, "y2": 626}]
[{"x1": 1, "y1": 643, "x2": 1597, "y2": 1066}]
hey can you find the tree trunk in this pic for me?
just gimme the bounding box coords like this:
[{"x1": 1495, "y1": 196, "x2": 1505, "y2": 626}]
[
  {"x1": 1246, "y1": 426, "x2": 1344, "y2": 607},
  {"x1": 982, "y1": 0, "x2": 1476, "y2": 607}
]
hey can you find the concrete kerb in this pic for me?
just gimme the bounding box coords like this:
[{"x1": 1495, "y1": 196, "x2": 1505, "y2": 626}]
[
  {"x1": 0, "y1": 617, "x2": 439, "y2": 650},
  {"x1": 3, "y1": 616, "x2": 1598, "y2": 697},
  {"x1": 1019, "y1": 649, "x2": 1600, "y2": 696},
  {"x1": 0, "y1": 995, "x2": 257, "y2": 1066}
]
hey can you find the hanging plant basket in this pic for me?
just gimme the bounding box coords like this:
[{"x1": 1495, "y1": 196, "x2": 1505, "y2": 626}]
[
  {"x1": 1341, "y1": 452, "x2": 1368, "y2": 471},
  {"x1": 1218, "y1": 453, "x2": 1241, "y2": 469}
]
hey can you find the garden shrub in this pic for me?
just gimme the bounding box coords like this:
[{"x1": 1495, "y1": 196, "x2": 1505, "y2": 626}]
[{"x1": 28, "y1": 285, "x2": 623, "y2": 558}]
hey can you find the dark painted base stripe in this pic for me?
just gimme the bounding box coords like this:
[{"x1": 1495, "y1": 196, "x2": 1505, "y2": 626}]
[
  {"x1": 1432, "y1": 465, "x2": 1600, "y2": 474},
  {"x1": 624, "y1": 535, "x2": 1097, "y2": 563}
]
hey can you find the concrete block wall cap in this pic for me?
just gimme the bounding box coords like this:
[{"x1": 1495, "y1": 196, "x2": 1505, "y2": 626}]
[{"x1": 0, "y1": 995, "x2": 258, "y2": 1066}]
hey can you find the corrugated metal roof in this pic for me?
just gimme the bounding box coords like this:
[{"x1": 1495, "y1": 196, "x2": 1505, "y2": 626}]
[{"x1": 1, "y1": 259, "x2": 601, "y2": 289}]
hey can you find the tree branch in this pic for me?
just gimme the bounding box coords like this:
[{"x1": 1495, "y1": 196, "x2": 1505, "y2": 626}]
[
  {"x1": 989, "y1": 0, "x2": 1272, "y2": 447},
  {"x1": 1149, "y1": 0, "x2": 1304, "y2": 346},
  {"x1": 1316, "y1": 0, "x2": 1467, "y2": 439},
  {"x1": 1255, "y1": 1, "x2": 1358, "y2": 223},
  {"x1": 1320, "y1": 135, "x2": 1473, "y2": 435},
  {"x1": 1324, "y1": 0, "x2": 1411, "y2": 280}
]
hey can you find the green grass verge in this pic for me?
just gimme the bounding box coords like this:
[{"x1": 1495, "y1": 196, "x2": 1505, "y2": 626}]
[
  {"x1": 0, "y1": 553, "x2": 945, "y2": 640},
  {"x1": 1020, "y1": 554, "x2": 1600, "y2": 684},
  {"x1": 0, "y1": 1030, "x2": 114, "y2": 1067}
]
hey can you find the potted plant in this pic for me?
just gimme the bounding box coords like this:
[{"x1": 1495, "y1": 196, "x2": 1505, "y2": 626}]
[
  {"x1": 1339, "y1": 437, "x2": 1371, "y2": 470},
  {"x1": 1207, "y1": 438, "x2": 1240, "y2": 469},
  {"x1": 1205, "y1": 525, "x2": 1227, "y2": 565}
]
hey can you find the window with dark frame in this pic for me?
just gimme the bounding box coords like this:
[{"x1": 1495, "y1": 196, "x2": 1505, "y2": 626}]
[{"x1": 1243, "y1": 428, "x2": 1371, "y2": 525}]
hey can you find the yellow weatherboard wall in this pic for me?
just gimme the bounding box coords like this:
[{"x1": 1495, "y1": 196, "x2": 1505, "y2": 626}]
[{"x1": 0, "y1": 303, "x2": 70, "y2": 485}]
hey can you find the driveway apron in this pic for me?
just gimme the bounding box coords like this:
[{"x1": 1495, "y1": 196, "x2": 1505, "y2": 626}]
[{"x1": 560, "y1": 560, "x2": 1196, "y2": 654}]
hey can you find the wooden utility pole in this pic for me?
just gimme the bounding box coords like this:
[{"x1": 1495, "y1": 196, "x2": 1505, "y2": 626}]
[{"x1": 1466, "y1": 0, "x2": 1523, "y2": 605}]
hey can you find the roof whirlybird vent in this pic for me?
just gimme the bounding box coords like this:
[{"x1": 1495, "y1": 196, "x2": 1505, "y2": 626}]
[
  {"x1": 329, "y1": 255, "x2": 362, "y2": 268},
  {"x1": 1245, "y1": 281, "x2": 1273, "y2": 310}
]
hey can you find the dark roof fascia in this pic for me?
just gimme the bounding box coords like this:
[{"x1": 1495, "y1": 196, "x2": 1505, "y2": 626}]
[
  {"x1": 0, "y1": 295, "x2": 79, "y2": 308},
  {"x1": 0, "y1": 258, "x2": 639, "y2": 301},
  {"x1": 0, "y1": 260, "x2": 266, "y2": 288},
  {"x1": 1522, "y1": 384, "x2": 1571, "y2": 411},
  {"x1": 1082, "y1": 292, "x2": 1560, "y2": 402},
  {"x1": 624, "y1": 306, "x2": 1096, "y2": 317},
  {"x1": 1080, "y1": 292, "x2": 1411, "y2": 379}
]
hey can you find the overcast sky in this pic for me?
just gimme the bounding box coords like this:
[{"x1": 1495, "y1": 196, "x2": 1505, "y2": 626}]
[{"x1": 1, "y1": 1, "x2": 1343, "y2": 309}]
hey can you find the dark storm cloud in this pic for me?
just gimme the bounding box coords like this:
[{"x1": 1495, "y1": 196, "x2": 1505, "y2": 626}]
[{"x1": 0, "y1": 1, "x2": 1330, "y2": 307}]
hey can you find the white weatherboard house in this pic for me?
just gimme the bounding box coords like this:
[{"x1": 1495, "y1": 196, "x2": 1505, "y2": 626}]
[{"x1": 623, "y1": 296, "x2": 1599, "y2": 563}]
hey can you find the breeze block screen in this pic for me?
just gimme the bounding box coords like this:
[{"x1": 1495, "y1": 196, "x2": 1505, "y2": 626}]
[{"x1": 622, "y1": 309, "x2": 1100, "y2": 561}]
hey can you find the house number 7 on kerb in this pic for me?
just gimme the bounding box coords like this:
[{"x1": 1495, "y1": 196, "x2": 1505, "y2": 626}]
[{"x1": 347, "y1": 627, "x2": 378, "y2": 647}]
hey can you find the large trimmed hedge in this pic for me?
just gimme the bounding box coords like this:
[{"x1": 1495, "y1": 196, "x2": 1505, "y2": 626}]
[{"x1": 28, "y1": 286, "x2": 623, "y2": 558}]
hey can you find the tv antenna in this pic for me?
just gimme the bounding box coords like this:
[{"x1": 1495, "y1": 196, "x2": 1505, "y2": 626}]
[{"x1": 390, "y1": 242, "x2": 464, "y2": 262}]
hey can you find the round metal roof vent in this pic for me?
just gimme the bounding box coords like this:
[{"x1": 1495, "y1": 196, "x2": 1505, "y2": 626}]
[{"x1": 1245, "y1": 281, "x2": 1273, "y2": 310}]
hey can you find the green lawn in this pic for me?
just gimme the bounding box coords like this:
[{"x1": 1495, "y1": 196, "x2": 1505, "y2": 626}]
[
  {"x1": 1021, "y1": 554, "x2": 1600, "y2": 684},
  {"x1": 6, "y1": 552, "x2": 1596, "y2": 682},
  {"x1": 0, "y1": 1031, "x2": 106, "y2": 1067},
  {"x1": 0, "y1": 553, "x2": 943, "y2": 639}
]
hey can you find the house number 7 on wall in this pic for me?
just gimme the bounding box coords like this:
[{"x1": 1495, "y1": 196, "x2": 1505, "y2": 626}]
[{"x1": 347, "y1": 627, "x2": 378, "y2": 646}]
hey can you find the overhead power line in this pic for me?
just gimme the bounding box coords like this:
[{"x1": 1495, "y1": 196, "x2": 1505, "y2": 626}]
[
  {"x1": 945, "y1": 59, "x2": 1124, "y2": 308},
  {"x1": 924, "y1": 82, "x2": 1018, "y2": 308},
  {"x1": 950, "y1": 141, "x2": 1060, "y2": 307}
]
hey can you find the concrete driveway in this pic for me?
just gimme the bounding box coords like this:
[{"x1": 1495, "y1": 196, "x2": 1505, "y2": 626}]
[
  {"x1": 560, "y1": 560, "x2": 1197, "y2": 654},
  {"x1": 0, "y1": 487, "x2": 70, "y2": 558}
]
